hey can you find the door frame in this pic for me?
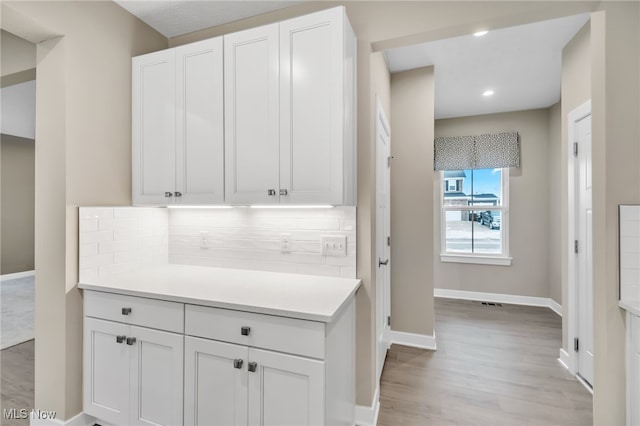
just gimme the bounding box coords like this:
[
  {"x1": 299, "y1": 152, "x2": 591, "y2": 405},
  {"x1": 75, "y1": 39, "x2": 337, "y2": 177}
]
[
  {"x1": 374, "y1": 95, "x2": 391, "y2": 383},
  {"x1": 566, "y1": 99, "x2": 592, "y2": 384}
]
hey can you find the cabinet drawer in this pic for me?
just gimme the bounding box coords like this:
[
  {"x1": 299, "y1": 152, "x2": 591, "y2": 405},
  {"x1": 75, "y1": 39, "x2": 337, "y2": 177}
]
[
  {"x1": 185, "y1": 305, "x2": 325, "y2": 359},
  {"x1": 84, "y1": 291, "x2": 184, "y2": 333}
]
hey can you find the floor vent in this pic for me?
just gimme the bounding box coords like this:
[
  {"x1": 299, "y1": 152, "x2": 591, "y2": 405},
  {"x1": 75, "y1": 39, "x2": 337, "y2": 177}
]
[{"x1": 481, "y1": 302, "x2": 503, "y2": 307}]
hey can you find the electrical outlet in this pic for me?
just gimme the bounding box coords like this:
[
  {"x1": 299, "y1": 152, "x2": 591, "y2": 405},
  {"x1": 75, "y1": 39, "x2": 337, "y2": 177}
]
[
  {"x1": 200, "y1": 231, "x2": 209, "y2": 249},
  {"x1": 321, "y1": 235, "x2": 347, "y2": 256},
  {"x1": 280, "y1": 233, "x2": 291, "y2": 253}
]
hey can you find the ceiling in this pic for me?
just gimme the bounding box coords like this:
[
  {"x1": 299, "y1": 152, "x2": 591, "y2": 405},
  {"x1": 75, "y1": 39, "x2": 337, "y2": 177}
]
[
  {"x1": 115, "y1": 2, "x2": 589, "y2": 120},
  {"x1": 384, "y1": 13, "x2": 590, "y2": 119},
  {"x1": 115, "y1": 1, "x2": 305, "y2": 38}
]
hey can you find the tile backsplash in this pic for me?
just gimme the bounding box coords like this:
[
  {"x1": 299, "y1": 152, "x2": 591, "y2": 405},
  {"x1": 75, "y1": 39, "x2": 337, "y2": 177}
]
[
  {"x1": 79, "y1": 207, "x2": 169, "y2": 283},
  {"x1": 79, "y1": 206, "x2": 356, "y2": 280},
  {"x1": 620, "y1": 205, "x2": 640, "y2": 302},
  {"x1": 168, "y1": 207, "x2": 356, "y2": 278}
]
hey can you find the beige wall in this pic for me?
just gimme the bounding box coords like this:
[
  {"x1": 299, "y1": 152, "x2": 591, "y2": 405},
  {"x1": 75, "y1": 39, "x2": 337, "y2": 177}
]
[
  {"x1": 1, "y1": 29, "x2": 36, "y2": 77},
  {"x1": 590, "y1": 3, "x2": 639, "y2": 424},
  {"x1": 548, "y1": 102, "x2": 562, "y2": 305},
  {"x1": 1, "y1": 1, "x2": 166, "y2": 420},
  {"x1": 390, "y1": 67, "x2": 435, "y2": 336},
  {"x1": 1, "y1": 134, "x2": 35, "y2": 274},
  {"x1": 560, "y1": 20, "x2": 591, "y2": 355},
  {"x1": 434, "y1": 109, "x2": 552, "y2": 298}
]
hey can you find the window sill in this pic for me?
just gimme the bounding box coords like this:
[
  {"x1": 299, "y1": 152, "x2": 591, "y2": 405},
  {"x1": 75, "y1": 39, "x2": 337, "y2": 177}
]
[{"x1": 440, "y1": 254, "x2": 512, "y2": 266}]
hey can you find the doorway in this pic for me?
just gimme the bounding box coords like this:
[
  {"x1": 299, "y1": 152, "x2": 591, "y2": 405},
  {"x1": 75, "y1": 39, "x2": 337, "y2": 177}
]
[
  {"x1": 568, "y1": 100, "x2": 594, "y2": 388},
  {"x1": 375, "y1": 97, "x2": 391, "y2": 382}
]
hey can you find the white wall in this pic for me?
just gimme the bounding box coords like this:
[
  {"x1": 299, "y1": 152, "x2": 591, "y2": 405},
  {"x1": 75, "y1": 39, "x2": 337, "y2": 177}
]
[{"x1": 1, "y1": 80, "x2": 35, "y2": 139}]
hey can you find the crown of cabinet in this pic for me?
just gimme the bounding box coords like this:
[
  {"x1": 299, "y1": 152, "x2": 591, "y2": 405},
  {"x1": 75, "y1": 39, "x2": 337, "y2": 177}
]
[{"x1": 132, "y1": 7, "x2": 356, "y2": 207}]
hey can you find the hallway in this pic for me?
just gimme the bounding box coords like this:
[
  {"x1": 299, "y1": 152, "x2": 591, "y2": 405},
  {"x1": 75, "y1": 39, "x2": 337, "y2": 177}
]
[{"x1": 377, "y1": 298, "x2": 592, "y2": 425}]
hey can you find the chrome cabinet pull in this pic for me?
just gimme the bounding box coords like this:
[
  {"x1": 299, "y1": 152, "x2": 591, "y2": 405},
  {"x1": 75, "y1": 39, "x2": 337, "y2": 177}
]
[
  {"x1": 126, "y1": 337, "x2": 137, "y2": 346},
  {"x1": 174, "y1": 191, "x2": 182, "y2": 197},
  {"x1": 279, "y1": 189, "x2": 288, "y2": 196},
  {"x1": 248, "y1": 362, "x2": 257, "y2": 373},
  {"x1": 241, "y1": 326, "x2": 251, "y2": 336},
  {"x1": 116, "y1": 335, "x2": 126, "y2": 344},
  {"x1": 267, "y1": 189, "x2": 276, "y2": 196},
  {"x1": 165, "y1": 192, "x2": 173, "y2": 197},
  {"x1": 121, "y1": 307, "x2": 132, "y2": 315},
  {"x1": 233, "y1": 359, "x2": 244, "y2": 369}
]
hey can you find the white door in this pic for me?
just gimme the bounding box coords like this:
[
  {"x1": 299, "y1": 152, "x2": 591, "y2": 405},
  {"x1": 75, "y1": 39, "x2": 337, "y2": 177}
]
[
  {"x1": 279, "y1": 8, "x2": 344, "y2": 205},
  {"x1": 248, "y1": 348, "x2": 325, "y2": 426},
  {"x1": 375, "y1": 98, "x2": 391, "y2": 382},
  {"x1": 132, "y1": 49, "x2": 176, "y2": 205},
  {"x1": 175, "y1": 37, "x2": 225, "y2": 205},
  {"x1": 575, "y1": 113, "x2": 594, "y2": 386},
  {"x1": 224, "y1": 24, "x2": 280, "y2": 205},
  {"x1": 184, "y1": 337, "x2": 248, "y2": 426},
  {"x1": 129, "y1": 326, "x2": 184, "y2": 426},
  {"x1": 83, "y1": 318, "x2": 130, "y2": 426}
]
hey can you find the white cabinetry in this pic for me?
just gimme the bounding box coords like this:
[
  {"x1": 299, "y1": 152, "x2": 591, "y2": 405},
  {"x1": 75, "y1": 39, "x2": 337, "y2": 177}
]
[
  {"x1": 628, "y1": 313, "x2": 640, "y2": 426},
  {"x1": 184, "y1": 302, "x2": 354, "y2": 426},
  {"x1": 83, "y1": 292, "x2": 184, "y2": 426},
  {"x1": 225, "y1": 7, "x2": 356, "y2": 205},
  {"x1": 133, "y1": 38, "x2": 224, "y2": 206}
]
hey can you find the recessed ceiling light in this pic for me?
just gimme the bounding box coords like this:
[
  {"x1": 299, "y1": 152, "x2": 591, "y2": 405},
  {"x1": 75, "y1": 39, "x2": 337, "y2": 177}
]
[
  {"x1": 474, "y1": 30, "x2": 489, "y2": 37},
  {"x1": 483, "y1": 90, "x2": 494, "y2": 97}
]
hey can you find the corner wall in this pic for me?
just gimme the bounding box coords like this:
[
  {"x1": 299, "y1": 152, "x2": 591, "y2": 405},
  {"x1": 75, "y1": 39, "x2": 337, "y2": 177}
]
[
  {"x1": 548, "y1": 102, "x2": 562, "y2": 305},
  {"x1": 390, "y1": 67, "x2": 435, "y2": 337}
]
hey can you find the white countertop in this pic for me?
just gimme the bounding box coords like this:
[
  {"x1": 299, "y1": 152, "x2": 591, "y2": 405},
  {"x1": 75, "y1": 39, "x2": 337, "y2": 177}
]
[
  {"x1": 620, "y1": 300, "x2": 640, "y2": 317},
  {"x1": 78, "y1": 264, "x2": 361, "y2": 323}
]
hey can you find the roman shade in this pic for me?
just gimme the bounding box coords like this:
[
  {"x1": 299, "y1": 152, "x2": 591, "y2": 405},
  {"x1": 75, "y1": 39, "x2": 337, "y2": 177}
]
[{"x1": 434, "y1": 132, "x2": 520, "y2": 171}]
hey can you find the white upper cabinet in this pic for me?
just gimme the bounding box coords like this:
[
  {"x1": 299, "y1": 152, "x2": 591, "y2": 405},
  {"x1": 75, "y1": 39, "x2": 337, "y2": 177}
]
[
  {"x1": 224, "y1": 24, "x2": 280, "y2": 205},
  {"x1": 279, "y1": 7, "x2": 356, "y2": 205},
  {"x1": 175, "y1": 38, "x2": 225, "y2": 205},
  {"x1": 132, "y1": 38, "x2": 224, "y2": 206},
  {"x1": 132, "y1": 7, "x2": 356, "y2": 206},
  {"x1": 132, "y1": 49, "x2": 176, "y2": 205}
]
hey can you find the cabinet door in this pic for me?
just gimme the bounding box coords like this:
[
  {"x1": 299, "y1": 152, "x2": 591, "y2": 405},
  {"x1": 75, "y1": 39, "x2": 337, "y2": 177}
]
[
  {"x1": 132, "y1": 49, "x2": 176, "y2": 205},
  {"x1": 248, "y1": 348, "x2": 325, "y2": 426},
  {"x1": 184, "y1": 337, "x2": 249, "y2": 426},
  {"x1": 224, "y1": 24, "x2": 280, "y2": 205},
  {"x1": 279, "y1": 8, "x2": 345, "y2": 205},
  {"x1": 175, "y1": 38, "x2": 225, "y2": 205},
  {"x1": 83, "y1": 318, "x2": 130, "y2": 426},
  {"x1": 129, "y1": 326, "x2": 184, "y2": 426}
]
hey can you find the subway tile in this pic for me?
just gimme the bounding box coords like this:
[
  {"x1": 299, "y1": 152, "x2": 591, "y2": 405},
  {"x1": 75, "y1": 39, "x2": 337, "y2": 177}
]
[
  {"x1": 79, "y1": 219, "x2": 98, "y2": 232},
  {"x1": 325, "y1": 255, "x2": 356, "y2": 267},
  {"x1": 620, "y1": 206, "x2": 640, "y2": 222},
  {"x1": 80, "y1": 253, "x2": 114, "y2": 269},
  {"x1": 79, "y1": 267, "x2": 99, "y2": 283},
  {"x1": 339, "y1": 267, "x2": 357, "y2": 278},
  {"x1": 113, "y1": 207, "x2": 146, "y2": 218},
  {"x1": 80, "y1": 230, "x2": 113, "y2": 244},
  {"x1": 79, "y1": 207, "x2": 114, "y2": 221},
  {"x1": 80, "y1": 243, "x2": 98, "y2": 258}
]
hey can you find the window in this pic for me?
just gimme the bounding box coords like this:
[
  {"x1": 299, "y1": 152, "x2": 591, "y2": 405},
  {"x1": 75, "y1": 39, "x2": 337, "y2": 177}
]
[{"x1": 441, "y1": 168, "x2": 510, "y2": 265}]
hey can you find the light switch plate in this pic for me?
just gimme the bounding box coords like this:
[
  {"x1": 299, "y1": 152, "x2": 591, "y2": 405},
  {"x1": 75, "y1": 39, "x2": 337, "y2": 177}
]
[{"x1": 321, "y1": 235, "x2": 347, "y2": 256}]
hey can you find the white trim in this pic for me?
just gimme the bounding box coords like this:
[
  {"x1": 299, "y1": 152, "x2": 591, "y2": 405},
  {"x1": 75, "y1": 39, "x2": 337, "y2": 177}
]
[
  {"x1": 440, "y1": 254, "x2": 512, "y2": 266},
  {"x1": 434, "y1": 288, "x2": 562, "y2": 316},
  {"x1": 30, "y1": 412, "x2": 96, "y2": 426},
  {"x1": 567, "y1": 99, "x2": 592, "y2": 383},
  {"x1": 558, "y1": 348, "x2": 574, "y2": 373},
  {"x1": 390, "y1": 330, "x2": 437, "y2": 350},
  {"x1": 548, "y1": 298, "x2": 562, "y2": 317},
  {"x1": 576, "y1": 374, "x2": 594, "y2": 395},
  {"x1": 1, "y1": 270, "x2": 34, "y2": 282},
  {"x1": 354, "y1": 385, "x2": 380, "y2": 426}
]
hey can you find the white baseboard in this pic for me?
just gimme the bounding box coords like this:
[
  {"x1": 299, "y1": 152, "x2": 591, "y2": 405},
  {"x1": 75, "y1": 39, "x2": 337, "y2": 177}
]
[
  {"x1": 354, "y1": 385, "x2": 379, "y2": 426},
  {"x1": 558, "y1": 348, "x2": 572, "y2": 372},
  {"x1": 390, "y1": 330, "x2": 437, "y2": 350},
  {"x1": 30, "y1": 412, "x2": 95, "y2": 426},
  {"x1": 1, "y1": 270, "x2": 35, "y2": 282},
  {"x1": 434, "y1": 288, "x2": 562, "y2": 317}
]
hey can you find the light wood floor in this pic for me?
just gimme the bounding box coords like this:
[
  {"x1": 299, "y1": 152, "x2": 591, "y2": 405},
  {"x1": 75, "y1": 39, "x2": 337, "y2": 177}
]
[
  {"x1": 377, "y1": 299, "x2": 593, "y2": 426},
  {"x1": 0, "y1": 340, "x2": 34, "y2": 426}
]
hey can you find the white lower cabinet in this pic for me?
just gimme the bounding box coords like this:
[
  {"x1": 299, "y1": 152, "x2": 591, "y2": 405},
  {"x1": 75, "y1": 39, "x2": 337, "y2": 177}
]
[
  {"x1": 628, "y1": 313, "x2": 640, "y2": 426},
  {"x1": 185, "y1": 337, "x2": 324, "y2": 426}
]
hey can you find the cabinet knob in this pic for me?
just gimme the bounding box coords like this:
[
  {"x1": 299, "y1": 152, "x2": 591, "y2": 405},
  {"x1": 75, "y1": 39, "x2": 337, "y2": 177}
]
[
  {"x1": 267, "y1": 189, "x2": 276, "y2": 196},
  {"x1": 126, "y1": 337, "x2": 137, "y2": 346},
  {"x1": 241, "y1": 326, "x2": 251, "y2": 336},
  {"x1": 121, "y1": 307, "x2": 132, "y2": 315},
  {"x1": 279, "y1": 189, "x2": 288, "y2": 196},
  {"x1": 165, "y1": 192, "x2": 173, "y2": 197},
  {"x1": 233, "y1": 359, "x2": 244, "y2": 369},
  {"x1": 175, "y1": 192, "x2": 182, "y2": 197},
  {"x1": 248, "y1": 362, "x2": 257, "y2": 373},
  {"x1": 116, "y1": 335, "x2": 126, "y2": 344}
]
